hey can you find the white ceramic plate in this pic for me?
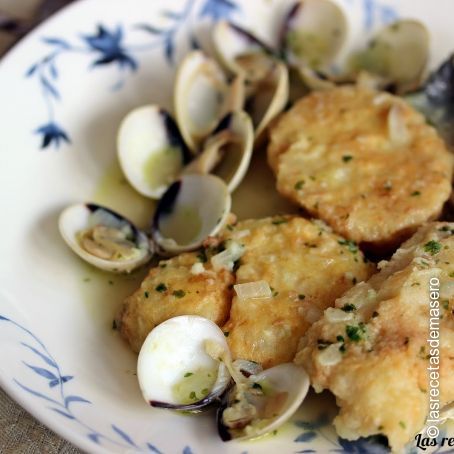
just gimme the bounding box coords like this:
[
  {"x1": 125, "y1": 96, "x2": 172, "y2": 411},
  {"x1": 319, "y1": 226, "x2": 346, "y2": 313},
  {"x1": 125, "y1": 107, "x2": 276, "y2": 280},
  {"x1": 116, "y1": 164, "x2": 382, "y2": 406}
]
[{"x1": 0, "y1": 0, "x2": 453, "y2": 453}]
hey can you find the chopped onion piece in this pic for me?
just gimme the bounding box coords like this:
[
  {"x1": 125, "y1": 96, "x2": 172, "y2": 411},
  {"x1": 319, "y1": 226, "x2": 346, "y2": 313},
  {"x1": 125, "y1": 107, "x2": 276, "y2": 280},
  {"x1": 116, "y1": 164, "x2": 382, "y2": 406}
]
[
  {"x1": 190, "y1": 262, "x2": 205, "y2": 275},
  {"x1": 388, "y1": 103, "x2": 410, "y2": 146},
  {"x1": 325, "y1": 307, "x2": 354, "y2": 323},
  {"x1": 317, "y1": 343, "x2": 343, "y2": 367},
  {"x1": 234, "y1": 280, "x2": 272, "y2": 300},
  {"x1": 231, "y1": 229, "x2": 251, "y2": 240},
  {"x1": 211, "y1": 240, "x2": 244, "y2": 272}
]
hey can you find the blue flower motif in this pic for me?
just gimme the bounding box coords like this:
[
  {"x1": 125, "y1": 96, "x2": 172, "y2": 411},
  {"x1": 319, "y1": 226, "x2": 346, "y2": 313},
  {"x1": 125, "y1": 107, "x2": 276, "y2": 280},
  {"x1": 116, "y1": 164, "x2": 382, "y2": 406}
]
[
  {"x1": 199, "y1": 0, "x2": 238, "y2": 21},
  {"x1": 84, "y1": 25, "x2": 138, "y2": 71},
  {"x1": 336, "y1": 435, "x2": 390, "y2": 453},
  {"x1": 36, "y1": 123, "x2": 70, "y2": 149}
]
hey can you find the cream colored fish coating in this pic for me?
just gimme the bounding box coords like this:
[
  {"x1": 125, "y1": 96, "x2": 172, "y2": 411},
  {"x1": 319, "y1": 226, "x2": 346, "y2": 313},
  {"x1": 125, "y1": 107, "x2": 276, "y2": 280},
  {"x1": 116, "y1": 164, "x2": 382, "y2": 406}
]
[
  {"x1": 295, "y1": 222, "x2": 454, "y2": 453},
  {"x1": 268, "y1": 86, "x2": 453, "y2": 250},
  {"x1": 221, "y1": 216, "x2": 374, "y2": 368}
]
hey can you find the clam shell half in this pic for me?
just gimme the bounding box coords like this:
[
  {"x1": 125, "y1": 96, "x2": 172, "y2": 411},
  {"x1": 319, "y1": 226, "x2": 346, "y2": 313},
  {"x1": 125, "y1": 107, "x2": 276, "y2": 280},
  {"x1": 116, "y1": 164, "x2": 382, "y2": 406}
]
[
  {"x1": 174, "y1": 51, "x2": 230, "y2": 153},
  {"x1": 59, "y1": 203, "x2": 153, "y2": 273},
  {"x1": 183, "y1": 110, "x2": 254, "y2": 193},
  {"x1": 152, "y1": 174, "x2": 231, "y2": 254},
  {"x1": 138, "y1": 316, "x2": 231, "y2": 412},
  {"x1": 117, "y1": 105, "x2": 188, "y2": 199}
]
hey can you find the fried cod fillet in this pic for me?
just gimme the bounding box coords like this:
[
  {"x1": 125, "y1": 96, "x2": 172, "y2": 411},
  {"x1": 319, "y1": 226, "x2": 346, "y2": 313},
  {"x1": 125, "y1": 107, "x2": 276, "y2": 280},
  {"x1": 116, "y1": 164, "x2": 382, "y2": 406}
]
[
  {"x1": 221, "y1": 216, "x2": 375, "y2": 368},
  {"x1": 268, "y1": 87, "x2": 453, "y2": 250},
  {"x1": 117, "y1": 252, "x2": 234, "y2": 353},
  {"x1": 295, "y1": 222, "x2": 454, "y2": 452}
]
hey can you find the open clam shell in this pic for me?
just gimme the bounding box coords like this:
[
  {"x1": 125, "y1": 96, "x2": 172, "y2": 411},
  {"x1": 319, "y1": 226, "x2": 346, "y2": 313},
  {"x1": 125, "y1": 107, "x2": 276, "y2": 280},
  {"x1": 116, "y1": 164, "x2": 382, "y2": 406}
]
[
  {"x1": 282, "y1": 0, "x2": 348, "y2": 70},
  {"x1": 117, "y1": 105, "x2": 188, "y2": 199},
  {"x1": 152, "y1": 174, "x2": 231, "y2": 254},
  {"x1": 174, "y1": 51, "x2": 230, "y2": 153},
  {"x1": 59, "y1": 203, "x2": 153, "y2": 273},
  {"x1": 217, "y1": 363, "x2": 310, "y2": 441},
  {"x1": 183, "y1": 110, "x2": 254, "y2": 192},
  {"x1": 138, "y1": 316, "x2": 231, "y2": 412},
  {"x1": 351, "y1": 20, "x2": 429, "y2": 91},
  {"x1": 247, "y1": 61, "x2": 289, "y2": 141},
  {"x1": 212, "y1": 21, "x2": 276, "y2": 81}
]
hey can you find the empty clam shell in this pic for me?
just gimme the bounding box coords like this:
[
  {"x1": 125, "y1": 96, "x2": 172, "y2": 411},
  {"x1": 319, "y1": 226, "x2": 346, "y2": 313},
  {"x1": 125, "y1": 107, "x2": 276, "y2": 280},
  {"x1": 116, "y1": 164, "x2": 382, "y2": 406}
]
[
  {"x1": 247, "y1": 61, "x2": 289, "y2": 140},
  {"x1": 59, "y1": 203, "x2": 153, "y2": 273},
  {"x1": 282, "y1": 0, "x2": 348, "y2": 70},
  {"x1": 138, "y1": 316, "x2": 232, "y2": 412},
  {"x1": 174, "y1": 51, "x2": 230, "y2": 153},
  {"x1": 351, "y1": 20, "x2": 429, "y2": 91},
  {"x1": 217, "y1": 363, "x2": 310, "y2": 441},
  {"x1": 152, "y1": 174, "x2": 231, "y2": 254},
  {"x1": 117, "y1": 105, "x2": 188, "y2": 199},
  {"x1": 183, "y1": 110, "x2": 254, "y2": 192},
  {"x1": 213, "y1": 21, "x2": 276, "y2": 81}
]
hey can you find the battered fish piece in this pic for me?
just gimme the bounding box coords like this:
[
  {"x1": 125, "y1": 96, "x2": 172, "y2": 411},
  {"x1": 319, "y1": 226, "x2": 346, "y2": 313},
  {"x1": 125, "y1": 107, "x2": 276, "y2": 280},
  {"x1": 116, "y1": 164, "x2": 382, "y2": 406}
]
[
  {"x1": 295, "y1": 222, "x2": 454, "y2": 453},
  {"x1": 221, "y1": 216, "x2": 374, "y2": 368},
  {"x1": 118, "y1": 252, "x2": 233, "y2": 353},
  {"x1": 268, "y1": 86, "x2": 453, "y2": 249}
]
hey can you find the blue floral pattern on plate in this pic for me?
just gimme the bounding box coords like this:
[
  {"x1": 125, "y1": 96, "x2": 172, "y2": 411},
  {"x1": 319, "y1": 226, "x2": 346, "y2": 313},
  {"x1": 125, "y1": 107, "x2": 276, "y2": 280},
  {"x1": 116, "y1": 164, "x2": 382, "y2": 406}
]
[
  {"x1": 25, "y1": 0, "x2": 399, "y2": 151},
  {"x1": 26, "y1": 0, "x2": 240, "y2": 150},
  {"x1": 3, "y1": 311, "x2": 453, "y2": 453}
]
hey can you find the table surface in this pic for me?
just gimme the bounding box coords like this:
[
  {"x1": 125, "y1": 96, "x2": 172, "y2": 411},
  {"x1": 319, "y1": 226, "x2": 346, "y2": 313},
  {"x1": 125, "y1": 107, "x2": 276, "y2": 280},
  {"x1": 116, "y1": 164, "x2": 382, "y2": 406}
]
[{"x1": 0, "y1": 3, "x2": 83, "y2": 452}]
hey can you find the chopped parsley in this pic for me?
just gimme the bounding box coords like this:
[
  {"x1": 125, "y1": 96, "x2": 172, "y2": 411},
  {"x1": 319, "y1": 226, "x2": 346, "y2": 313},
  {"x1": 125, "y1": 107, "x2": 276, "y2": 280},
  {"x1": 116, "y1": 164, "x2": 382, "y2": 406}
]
[
  {"x1": 189, "y1": 391, "x2": 197, "y2": 400},
  {"x1": 423, "y1": 240, "x2": 442, "y2": 256},
  {"x1": 342, "y1": 155, "x2": 353, "y2": 163},
  {"x1": 346, "y1": 324, "x2": 366, "y2": 342},
  {"x1": 144, "y1": 291, "x2": 149, "y2": 298},
  {"x1": 272, "y1": 218, "x2": 288, "y2": 225},
  {"x1": 226, "y1": 224, "x2": 234, "y2": 231},
  {"x1": 298, "y1": 294, "x2": 306, "y2": 300},
  {"x1": 159, "y1": 263, "x2": 167, "y2": 268},
  {"x1": 223, "y1": 331, "x2": 230, "y2": 337},
  {"x1": 338, "y1": 239, "x2": 359, "y2": 253},
  {"x1": 201, "y1": 388, "x2": 209, "y2": 396},
  {"x1": 336, "y1": 335, "x2": 345, "y2": 343},
  {"x1": 184, "y1": 372, "x2": 193, "y2": 378},
  {"x1": 411, "y1": 191, "x2": 421, "y2": 197},
  {"x1": 294, "y1": 180, "x2": 305, "y2": 190},
  {"x1": 155, "y1": 283, "x2": 167, "y2": 292},
  {"x1": 83, "y1": 277, "x2": 91, "y2": 283},
  {"x1": 173, "y1": 289, "x2": 186, "y2": 298},
  {"x1": 252, "y1": 382, "x2": 263, "y2": 390},
  {"x1": 341, "y1": 303, "x2": 356, "y2": 312},
  {"x1": 112, "y1": 320, "x2": 117, "y2": 330},
  {"x1": 372, "y1": 311, "x2": 379, "y2": 318},
  {"x1": 399, "y1": 421, "x2": 406, "y2": 429},
  {"x1": 449, "y1": 271, "x2": 454, "y2": 278}
]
